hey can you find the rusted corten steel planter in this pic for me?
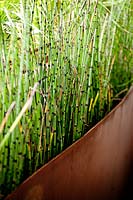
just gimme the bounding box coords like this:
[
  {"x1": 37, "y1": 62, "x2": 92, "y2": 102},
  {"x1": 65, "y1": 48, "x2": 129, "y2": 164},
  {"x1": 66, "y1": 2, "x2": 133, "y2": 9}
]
[{"x1": 6, "y1": 87, "x2": 133, "y2": 200}]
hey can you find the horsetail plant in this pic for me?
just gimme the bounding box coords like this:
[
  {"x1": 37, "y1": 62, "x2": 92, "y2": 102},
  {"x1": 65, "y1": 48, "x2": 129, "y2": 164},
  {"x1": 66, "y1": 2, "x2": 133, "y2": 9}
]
[{"x1": 0, "y1": 0, "x2": 133, "y2": 198}]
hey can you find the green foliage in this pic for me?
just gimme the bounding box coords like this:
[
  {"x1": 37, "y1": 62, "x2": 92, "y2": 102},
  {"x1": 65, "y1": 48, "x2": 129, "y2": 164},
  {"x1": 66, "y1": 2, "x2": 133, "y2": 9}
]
[{"x1": 0, "y1": 0, "x2": 133, "y2": 198}]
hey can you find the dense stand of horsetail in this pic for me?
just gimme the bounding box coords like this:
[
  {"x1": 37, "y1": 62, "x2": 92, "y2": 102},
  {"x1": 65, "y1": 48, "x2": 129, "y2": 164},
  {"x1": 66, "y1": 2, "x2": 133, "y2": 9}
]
[{"x1": 0, "y1": 0, "x2": 133, "y2": 198}]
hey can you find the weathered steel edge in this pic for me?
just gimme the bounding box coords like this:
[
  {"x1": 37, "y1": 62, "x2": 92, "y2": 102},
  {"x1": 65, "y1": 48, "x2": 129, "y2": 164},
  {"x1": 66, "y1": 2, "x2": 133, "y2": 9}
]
[
  {"x1": 5, "y1": 86, "x2": 133, "y2": 199},
  {"x1": 21, "y1": 86, "x2": 133, "y2": 177}
]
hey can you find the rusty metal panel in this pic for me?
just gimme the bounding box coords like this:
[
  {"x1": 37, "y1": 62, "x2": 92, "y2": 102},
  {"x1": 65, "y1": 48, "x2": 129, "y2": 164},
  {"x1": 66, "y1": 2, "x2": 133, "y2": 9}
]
[{"x1": 6, "y1": 87, "x2": 133, "y2": 200}]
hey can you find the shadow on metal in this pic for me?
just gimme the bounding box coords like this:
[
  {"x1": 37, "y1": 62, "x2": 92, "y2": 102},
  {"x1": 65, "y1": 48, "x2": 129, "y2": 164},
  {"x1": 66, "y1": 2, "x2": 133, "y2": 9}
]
[{"x1": 6, "y1": 87, "x2": 133, "y2": 200}]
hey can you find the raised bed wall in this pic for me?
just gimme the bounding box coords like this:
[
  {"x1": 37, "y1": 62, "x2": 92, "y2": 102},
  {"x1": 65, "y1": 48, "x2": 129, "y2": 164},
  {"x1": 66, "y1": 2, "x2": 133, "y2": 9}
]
[{"x1": 6, "y1": 87, "x2": 133, "y2": 200}]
